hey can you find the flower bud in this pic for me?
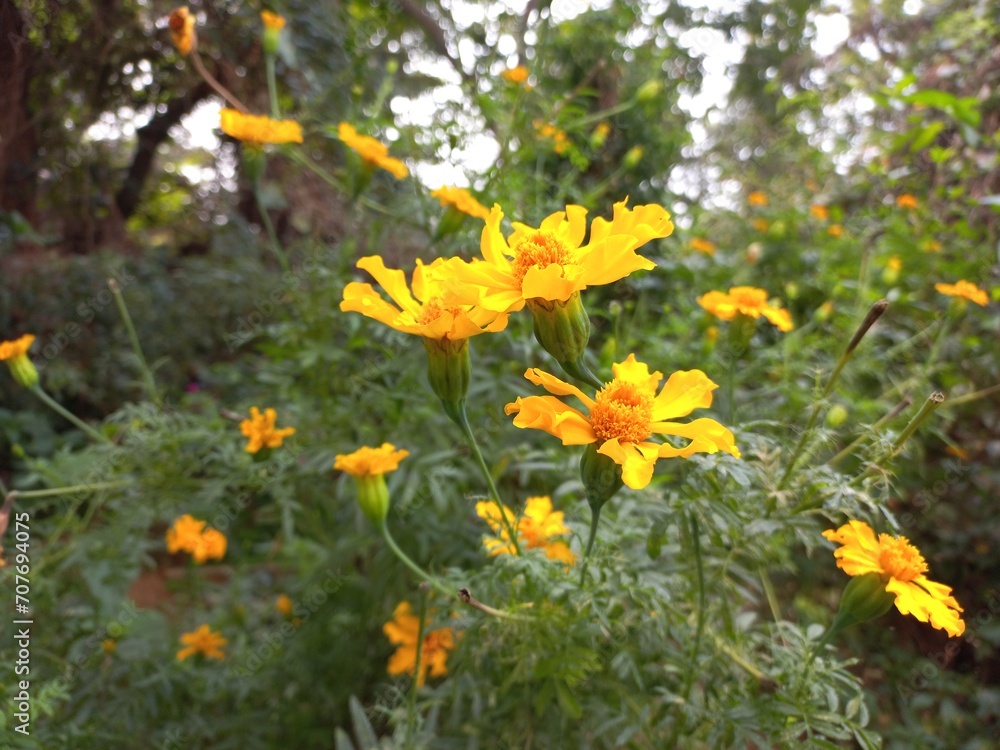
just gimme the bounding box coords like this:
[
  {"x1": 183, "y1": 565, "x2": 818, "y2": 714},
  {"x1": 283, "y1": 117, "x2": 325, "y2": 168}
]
[
  {"x1": 635, "y1": 79, "x2": 662, "y2": 103},
  {"x1": 423, "y1": 337, "x2": 470, "y2": 425},
  {"x1": 834, "y1": 572, "x2": 895, "y2": 628},
  {"x1": 579, "y1": 443, "x2": 623, "y2": 514},
  {"x1": 0, "y1": 334, "x2": 39, "y2": 388},
  {"x1": 261, "y1": 11, "x2": 285, "y2": 55},
  {"x1": 355, "y1": 474, "x2": 390, "y2": 526},
  {"x1": 527, "y1": 292, "x2": 594, "y2": 384},
  {"x1": 826, "y1": 404, "x2": 848, "y2": 428},
  {"x1": 623, "y1": 146, "x2": 644, "y2": 170}
]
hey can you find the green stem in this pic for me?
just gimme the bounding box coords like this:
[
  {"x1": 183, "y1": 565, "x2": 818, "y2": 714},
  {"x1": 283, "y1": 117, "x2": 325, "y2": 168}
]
[
  {"x1": 577, "y1": 503, "x2": 602, "y2": 585},
  {"x1": 109, "y1": 279, "x2": 160, "y2": 405},
  {"x1": 759, "y1": 567, "x2": 782, "y2": 624},
  {"x1": 943, "y1": 383, "x2": 1000, "y2": 408},
  {"x1": 253, "y1": 183, "x2": 291, "y2": 274},
  {"x1": 455, "y1": 404, "x2": 521, "y2": 556},
  {"x1": 685, "y1": 512, "x2": 707, "y2": 695},
  {"x1": 265, "y1": 54, "x2": 280, "y2": 119},
  {"x1": 30, "y1": 386, "x2": 112, "y2": 444},
  {"x1": 379, "y1": 520, "x2": 452, "y2": 598},
  {"x1": 408, "y1": 588, "x2": 428, "y2": 738},
  {"x1": 827, "y1": 396, "x2": 912, "y2": 467},
  {"x1": 857, "y1": 392, "x2": 944, "y2": 482},
  {"x1": 7, "y1": 481, "x2": 132, "y2": 500}
]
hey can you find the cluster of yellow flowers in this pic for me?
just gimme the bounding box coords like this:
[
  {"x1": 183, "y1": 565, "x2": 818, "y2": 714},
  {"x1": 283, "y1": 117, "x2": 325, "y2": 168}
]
[{"x1": 165, "y1": 514, "x2": 227, "y2": 563}]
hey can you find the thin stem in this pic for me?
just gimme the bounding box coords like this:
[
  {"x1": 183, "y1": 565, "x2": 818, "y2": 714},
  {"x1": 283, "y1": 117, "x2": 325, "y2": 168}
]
[
  {"x1": 578, "y1": 504, "x2": 602, "y2": 585},
  {"x1": 858, "y1": 392, "x2": 944, "y2": 481},
  {"x1": 6, "y1": 481, "x2": 133, "y2": 500},
  {"x1": 943, "y1": 383, "x2": 1000, "y2": 408},
  {"x1": 30, "y1": 386, "x2": 112, "y2": 444},
  {"x1": 265, "y1": 54, "x2": 280, "y2": 119},
  {"x1": 379, "y1": 521, "x2": 452, "y2": 598},
  {"x1": 685, "y1": 512, "x2": 707, "y2": 694},
  {"x1": 109, "y1": 279, "x2": 160, "y2": 405},
  {"x1": 759, "y1": 567, "x2": 783, "y2": 624},
  {"x1": 827, "y1": 396, "x2": 912, "y2": 467},
  {"x1": 253, "y1": 184, "x2": 291, "y2": 274},
  {"x1": 408, "y1": 588, "x2": 428, "y2": 740},
  {"x1": 190, "y1": 50, "x2": 249, "y2": 113},
  {"x1": 455, "y1": 404, "x2": 521, "y2": 556}
]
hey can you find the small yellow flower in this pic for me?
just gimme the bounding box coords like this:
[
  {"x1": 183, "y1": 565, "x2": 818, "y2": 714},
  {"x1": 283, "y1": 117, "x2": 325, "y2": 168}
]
[
  {"x1": 0, "y1": 334, "x2": 38, "y2": 387},
  {"x1": 748, "y1": 191, "x2": 768, "y2": 207},
  {"x1": 593, "y1": 122, "x2": 611, "y2": 140},
  {"x1": 260, "y1": 10, "x2": 286, "y2": 30},
  {"x1": 219, "y1": 109, "x2": 303, "y2": 145},
  {"x1": 751, "y1": 218, "x2": 769, "y2": 233},
  {"x1": 0, "y1": 334, "x2": 34, "y2": 361},
  {"x1": 827, "y1": 224, "x2": 843, "y2": 238},
  {"x1": 337, "y1": 122, "x2": 408, "y2": 179},
  {"x1": 935, "y1": 279, "x2": 988, "y2": 306},
  {"x1": 823, "y1": 520, "x2": 965, "y2": 637},
  {"x1": 887, "y1": 255, "x2": 902, "y2": 272},
  {"x1": 689, "y1": 237, "x2": 716, "y2": 256},
  {"x1": 341, "y1": 256, "x2": 508, "y2": 340},
  {"x1": 504, "y1": 354, "x2": 739, "y2": 490},
  {"x1": 697, "y1": 287, "x2": 793, "y2": 332},
  {"x1": 276, "y1": 594, "x2": 294, "y2": 617},
  {"x1": 177, "y1": 624, "x2": 227, "y2": 660},
  {"x1": 534, "y1": 120, "x2": 570, "y2": 154},
  {"x1": 501, "y1": 65, "x2": 529, "y2": 84},
  {"x1": 431, "y1": 186, "x2": 490, "y2": 220},
  {"x1": 896, "y1": 194, "x2": 918, "y2": 209},
  {"x1": 168, "y1": 7, "x2": 196, "y2": 55},
  {"x1": 476, "y1": 496, "x2": 575, "y2": 564},
  {"x1": 810, "y1": 204, "x2": 829, "y2": 221},
  {"x1": 165, "y1": 514, "x2": 227, "y2": 564},
  {"x1": 923, "y1": 239, "x2": 942, "y2": 253},
  {"x1": 383, "y1": 602, "x2": 455, "y2": 687},
  {"x1": 102, "y1": 639, "x2": 117, "y2": 654},
  {"x1": 240, "y1": 407, "x2": 296, "y2": 453},
  {"x1": 334, "y1": 443, "x2": 409, "y2": 478},
  {"x1": 441, "y1": 199, "x2": 673, "y2": 313}
]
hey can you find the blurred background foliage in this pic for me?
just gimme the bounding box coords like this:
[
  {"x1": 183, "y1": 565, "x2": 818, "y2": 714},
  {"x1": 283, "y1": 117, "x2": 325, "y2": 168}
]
[{"x1": 1, "y1": 0, "x2": 998, "y2": 747}]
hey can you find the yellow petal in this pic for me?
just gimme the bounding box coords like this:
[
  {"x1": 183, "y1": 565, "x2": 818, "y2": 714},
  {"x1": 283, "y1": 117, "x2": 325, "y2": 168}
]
[
  {"x1": 521, "y1": 262, "x2": 585, "y2": 302},
  {"x1": 650, "y1": 370, "x2": 718, "y2": 421},
  {"x1": 482, "y1": 205, "x2": 513, "y2": 267},
  {"x1": 523, "y1": 368, "x2": 596, "y2": 408},
  {"x1": 612, "y1": 353, "x2": 662, "y2": 392},
  {"x1": 587, "y1": 200, "x2": 673, "y2": 247},
  {"x1": 577, "y1": 236, "x2": 656, "y2": 287},
  {"x1": 544, "y1": 540, "x2": 576, "y2": 564},
  {"x1": 762, "y1": 306, "x2": 794, "y2": 332},
  {"x1": 886, "y1": 578, "x2": 965, "y2": 637},
  {"x1": 356, "y1": 256, "x2": 421, "y2": 313},
  {"x1": 653, "y1": 418, "x2": 740, "y2": 458},
  {"x1": 340, "y1": 282, "x2": 408, "y2": 331},
  {"x1": 505, "y1": 395, "x2": 597, "y2": 445},
  {"x1": 597, "y1": 438, "x2": 660, "y2": 489}
]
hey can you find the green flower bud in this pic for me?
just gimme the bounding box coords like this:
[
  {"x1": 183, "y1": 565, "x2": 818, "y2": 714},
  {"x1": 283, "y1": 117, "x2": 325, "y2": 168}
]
[
  {"x1": 623, "y1": 146, "x2": 644, "y2": 170},
  {"x1": 527, "y1": 292, "x2": 599, "y2": 387},
  {"x1": 579, "y1": 443, "x2": 623, "y2": 515},
  {"x1": 835, "y1": 572, "x2": 895, "y2": 628},
  {"x1": 635, "y1": 79, "x2": 662, "y2": 103},
  {"x1": 8, "y1": 355, "x2": 39, "y2": 389},
  {"x1": 826, "y1": 404, "x2": 849, "y2": 428},
  {"x1": 355, "y1": 473, "x2": 390, "y2": 526},
  {"x1": 423, "y1": 337, "x2": 470, "y2": 425}
]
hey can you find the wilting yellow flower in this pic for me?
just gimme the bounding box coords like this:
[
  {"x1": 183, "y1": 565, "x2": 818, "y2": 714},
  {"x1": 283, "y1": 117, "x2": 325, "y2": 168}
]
[
  {"x1": 505, "y1": 354, "x2": 739, "y2": 490},
  {"x1": 240, "y1": 407, "x2": 296, "y2": 453},
  {"x1": 689, "y1": 237, "x2": 716, "y2": 256},
  {"x1": 896, "y1": 194, "x2": 918, "y2": 209},
  {"x1": 260, "y1": 10, "x2": 285, "y2": 29},
  {"x1": 810, "y1": 204, "x2": 829, "y2": 221},
  {"x1": 383, "y1": 602, "x2": 455, "y2": 687},
  {"x1": 334, "y1": 443, "x2": 409, "y2": 478},
  {"x1": 823, "y1": 520, "x2": 965, "y2": 637},
  {"x1": 276, "y1": 594, "x2": 294, "y2": 617},
  {"x1": 341, "y1": 256, "x2": 508, "y2": 340},
  {"x1": 748, "y1": 191, "x2": 768, "y2": 206},
  {"x1": 220, "y1": 109, "x2": 303, "y2": 145},
  {"x1": 166, "y1": 514, "x2": 227, "y2": 563},
  {"x1": 442, "y1": 199, "x2": 673, "y2": 314},
  {"x1": 697, "y1": 287, "x2": 793, "y2": 332},
  {"x1": 935, "y1": 279, "x2": 988, "y2": 306},
  {"x1": 168, "y1": 7, "x2": 196, "y2": 55},
  {"x1": 177, "y1": 624, "x2": 227, "y2": 660},
  {"x1": 337, "y1": 122, "x2": 408, "y2": 179},
  {"x1": 476, "y1": 496, "x2": 575, "y2": 564},
  {"x1": 827, "y1": 224, "x2": 843, "y2": 238},
  {"x1": 534, "y1": 120, "x2": 569, "y2": 154},
  {"x1": 501, "y1": 65, "x2": 529, "y2": 84},
  {"x1": 751, "y1": 218, "x2": 769, "y2": 233},
  {"x1": 431, "y1": 186, "x2": 490, "y2": 220}
]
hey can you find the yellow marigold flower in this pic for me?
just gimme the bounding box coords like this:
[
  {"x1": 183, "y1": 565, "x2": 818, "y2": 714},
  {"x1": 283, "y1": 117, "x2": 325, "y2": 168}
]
[
  {"x1": 887, "y1": 255, "x2": 902, "y2": 272},
  {"x1": 197, "y1": 528, "x2": 227, "y2": 564},
  {"x1": 0, "y1": 334, "x2": 38, "y2": 388},
  {"x1": 935, "y1": 279, "x2": 988, "y2": 306},
  {"x1": 896, "y1": 194, "x2": 918, "y2": 209},
  {"x1": 504, "y1": 354, "x2": 740, "y2": 490},
  {"x1": 697, "y1": 286, "x2": 794, "y2": 332},
  {"x1": 220, "y1": 109, "x2": 303, "y2": 145},
  {"x1": 260, "y1": 10, "x2": 285, "y2": 29},
  {"x1": 341, "y1": 256, "x2": 508, "y2": 340},
  {"x1": 337, "y1": 122, "x2": 408, "y2": 179},
  {"x1": 383, "y1": 602, "x2": 455, "y2": 687},
  {"x1": 476, "y1": 496, "x2": 575, "y2": 564},
  {"x1": 334, "y1": 443, "x2": 409, "y2": 478},
  {"x1": 747, "y1": 191, "x2": 768, "y2": 206},
  {"x1": 441, "y1": 199, "x2": 673, "y2": 313},
  {"x1": 534, "y1": 120, "x2": 570, "y2": 154},
  {"x1": 177, "y1": 624, "x2": 227, "y2": 660},
  {"x1": 501, "y1": 65, "x2": 529, "y2": 84},
  {"x1": 168, "y1": 7, "x2": 196, "y2": 55},
  {"x1": 810, "y1": 204, "x2": 829, "y2": 221},
  {"x1": 823, "y1": 520, "x2": 965, "y2": 637},
  {"x1": 431, "y1": 186, "x2": 490, "y2": 220},
  {"x1": 827, "y1": 224, "x2": 843, "y2": 238},
  {"x1": 276, "y1": 594, "x2": 294, "y2": 617},
  {"x1": 240, "y1": 407, "x2": 296, "y2": 453},
  {"x1": 689, "y1": 237, "x2": 716, "y2": 256},
  {"x1": 165, "y1": 514, "x2": 227, "y2": 563}
]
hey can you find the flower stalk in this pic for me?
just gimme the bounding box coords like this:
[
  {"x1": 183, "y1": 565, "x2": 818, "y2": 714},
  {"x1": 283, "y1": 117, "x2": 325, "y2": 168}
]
[{"x1": 109, "y1": 278, "x2": 160, "y2": 405}]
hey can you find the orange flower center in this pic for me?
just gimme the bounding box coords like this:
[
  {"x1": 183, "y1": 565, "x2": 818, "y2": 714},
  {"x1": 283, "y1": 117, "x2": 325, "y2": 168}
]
[
  {"x1": 877, "y1": 534, "x2": 928, "y2": 582},
  {"x1": 589, "y1": 379, "x2": 653, "y2": 444},
  {"x1": 417, "y1": 298, "x2": 462, "y2": 326},
  {"x1": 511, "y1": 231, "x2": 573, "y2": 285}
]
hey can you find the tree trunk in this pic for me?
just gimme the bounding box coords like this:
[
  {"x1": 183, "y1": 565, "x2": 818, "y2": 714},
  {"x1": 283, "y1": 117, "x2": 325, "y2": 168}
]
[{"x1": 0, "y1": 0, "x2": 38, "y2": 220}]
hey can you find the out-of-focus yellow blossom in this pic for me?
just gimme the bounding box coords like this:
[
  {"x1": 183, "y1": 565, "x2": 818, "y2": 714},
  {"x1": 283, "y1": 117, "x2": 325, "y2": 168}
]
[
  {"x1": 431, "y1": 186, "x2": 490, "y2": 220},
  {"x1": 220, "y1": 109, "x2": 303, "y2": 145},
  {"x1": 383, "y1": 602, "x2": 455, "y2": 687},
  {"x1": 827, "y1": 224, "x2": 843, "y2": 237},
  {"x1": 501, "y1": 65, "x2": 529, "y2": 84},
  {"x1": 240, "y1": 407, "x2": 296, "y2": 453},
  {"x1": 748, "y1": 191, "x2": 768, "y2": 206},
  {"x1": 887, "y1": 256, "x2": 902, "y2": 272},
  {"x1": 476, "y1": 496, "x2": 575, "y2": 564},
  {"x1": 504, "y1": 354, "x2": 739, "y2": 490},
  {"x1": 896, "y1": 194, "x2": 918, "y2": 209},
  {"x1": 810, "y1": 204, "x2": 829, "y2": 221},
  {"x1": 0, "y1": 334, "x2": 38, "y2": 388},
  {"x1": 697, "y1": 286, "x2": 793, "y2": 332},
  {"x1": 689, "y1": 237, "x2": 716, "y2": 256},
  {"x1": 165, "y1": 514, "x2": 227, "y2": 564},
  {"x1": 923, "y1": 239, "x2": 942, "y2": 253},
  {"x1": 935, "y1": 279, "x2": 988, "y2": 306},
  {"x1": 168, "y1": 7, "x2": 196, "y2": 55},
  {"x1": 751, "y1": 218, "x2": 769, "y2": 233},
  {"x1": 260, "y1": 10, "x2": 285, "y2": 29},
  {"x1": 534, "y1": 120, "x2": 569, "y2": 154},
  {"x1": 334, "y1": 443, "x2": 408, "y2": 478},
  {"x1": 337, "y1": 122, "x2": 408, "y2": 179},
  {"x1": 102, "y1": 639, "x2": 117, "y2": 654},
  {"x1": 823, "y1": 520, "x2": 965, "y2": 637},
  {"x1": 276, "y1": 594, "x2": 294, "y2": 617},
  {"x1": 177, "y1": 624, "x2": 227, "y2": 660}
]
